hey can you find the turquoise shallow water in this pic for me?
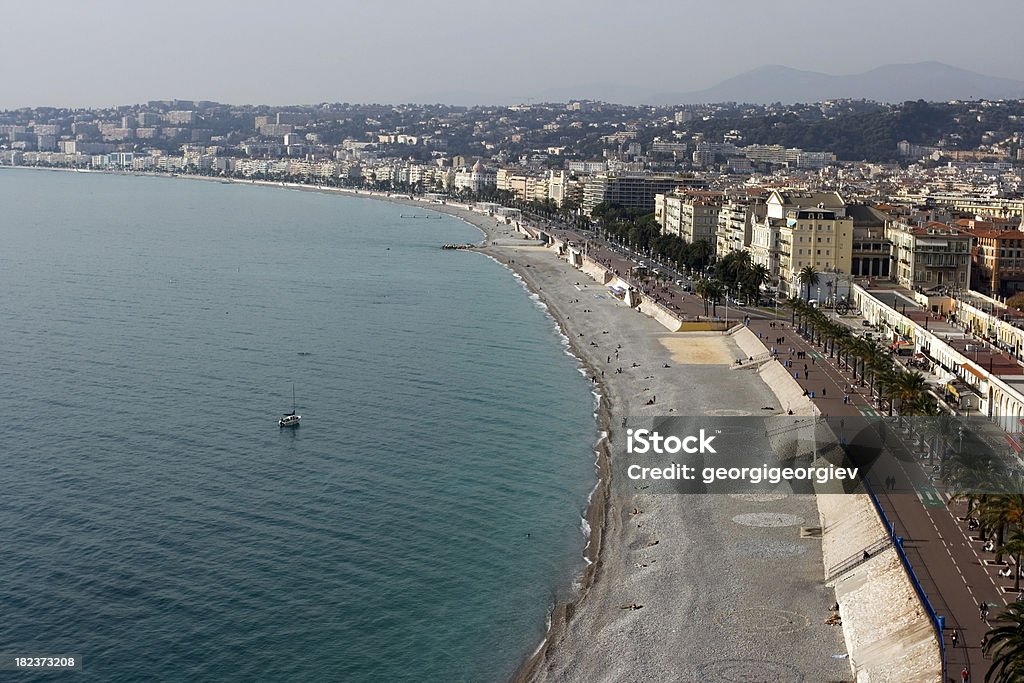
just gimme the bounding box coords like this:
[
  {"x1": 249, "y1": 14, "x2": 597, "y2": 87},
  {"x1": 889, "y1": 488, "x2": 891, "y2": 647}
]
[{"x1": 0, "y1": 171, "x2": 597, "y2": 681}]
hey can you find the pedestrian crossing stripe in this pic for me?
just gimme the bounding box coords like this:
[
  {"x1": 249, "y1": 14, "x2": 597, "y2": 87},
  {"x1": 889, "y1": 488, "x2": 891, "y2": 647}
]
[{"x1": 915, "y1": 485, "x2": 944, "y2": 508}]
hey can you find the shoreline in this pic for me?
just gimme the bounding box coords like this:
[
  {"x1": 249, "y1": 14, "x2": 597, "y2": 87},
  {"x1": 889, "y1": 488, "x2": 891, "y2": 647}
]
[
  {"x1": 476, "y1": 244, "x2": 614, "y2": 682},
  {"x1": 25, "y1": 166, "x2": 610, "y2": 678},
  {"x1": 15, "y1": 166, "x2": 852, "y2": 680},
  {"x1": 452, "y1": 220, "x2": 849, "y2": 679}
]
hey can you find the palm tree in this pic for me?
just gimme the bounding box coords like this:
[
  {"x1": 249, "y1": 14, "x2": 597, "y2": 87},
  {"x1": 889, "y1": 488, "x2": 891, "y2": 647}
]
[
  {"x1": 977, "y1": 476, "x2": 1024, "y2": 566},
  {"x1": 999, "y1": 526, "x2": 1024, "y2": 593},
  {"x1": 695, "y1": 279, "x2": 710, "y2": 317},
  {"x1": 984, "y1": 601, "x2": 1024, "y2": 682},
  {"x1": 890, "y1": 370, "x2": 933, "y2": 417},
  {"x1": 741, "y1": 263, "x2": 770, "y2": 304},
  {"x1": 920, "y1": 414, "x2": 958, "y2": 474},
  {"x1": 797, "y1": 265, "x2": 821, "y2": 302},
  {"x1": 705, "y1": 279, "x2": 724, "y2": 317}
]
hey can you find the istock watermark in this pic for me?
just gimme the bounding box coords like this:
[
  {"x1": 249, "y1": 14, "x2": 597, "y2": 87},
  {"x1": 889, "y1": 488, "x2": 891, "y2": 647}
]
[{"x1": 616, "y1": 414, "x2": 1024, "y2": 495}]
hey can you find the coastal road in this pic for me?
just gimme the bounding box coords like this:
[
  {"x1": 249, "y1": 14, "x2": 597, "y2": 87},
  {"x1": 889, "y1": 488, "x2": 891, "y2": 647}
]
[{"x1": 743, "y1": 315, "x2": 1003, "y2": 681}]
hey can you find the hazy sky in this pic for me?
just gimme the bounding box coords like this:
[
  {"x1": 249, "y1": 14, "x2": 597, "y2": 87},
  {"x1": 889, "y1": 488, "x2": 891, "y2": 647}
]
[{"x1": 4, "y1": 0, "x2": 1022, "y2": 108}]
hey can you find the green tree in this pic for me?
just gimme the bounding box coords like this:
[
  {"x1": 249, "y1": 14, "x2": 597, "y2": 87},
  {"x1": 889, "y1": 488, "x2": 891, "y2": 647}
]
[
  {"x1": 797, "y1": 266, "x2": 821, "y2": 302},
  {"x1": 984, "y1": 601, "x2": 1024, "y2": 682}
]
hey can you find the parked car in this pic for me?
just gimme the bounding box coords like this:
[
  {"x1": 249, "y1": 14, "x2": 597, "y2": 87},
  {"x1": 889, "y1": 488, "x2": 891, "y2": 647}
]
[{"x1": 861, "y1": 320, "x2": 872, "y2": 327}]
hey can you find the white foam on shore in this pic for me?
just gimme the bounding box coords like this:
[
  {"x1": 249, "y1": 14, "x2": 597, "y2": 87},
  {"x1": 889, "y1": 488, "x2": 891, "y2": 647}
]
[
  {"x1": 526, "y1": 611, "x2": 555, "y2": 661},
  {"x1": 579, "y1": 515, "x2": 593, "y2": 569},
  {"x1": 465, "y1": 235, "x2": 611, "y2": 671}
]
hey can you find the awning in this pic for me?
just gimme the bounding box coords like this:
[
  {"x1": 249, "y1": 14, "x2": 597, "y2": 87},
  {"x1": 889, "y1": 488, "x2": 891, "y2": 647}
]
[{"x1": 962, "y1": 364, "x2": 986, "y2": 380}]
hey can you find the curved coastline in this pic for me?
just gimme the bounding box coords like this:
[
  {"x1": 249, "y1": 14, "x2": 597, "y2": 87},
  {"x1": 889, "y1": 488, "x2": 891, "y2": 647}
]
[
  {"x1": 2, "y1": 167, "x2": 606, "y2": 679},
  {"x1": 12, "y1": 167, "x2": 940, "y2": 681},
  {"x1": 8, "y1": 167, "x2": 607, "y2": 679}
]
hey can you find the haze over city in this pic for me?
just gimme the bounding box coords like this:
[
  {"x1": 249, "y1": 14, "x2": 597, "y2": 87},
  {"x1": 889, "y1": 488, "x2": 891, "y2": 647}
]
[{"x1": 4, "y1": 0, "x2": 1022, "y2": 109}]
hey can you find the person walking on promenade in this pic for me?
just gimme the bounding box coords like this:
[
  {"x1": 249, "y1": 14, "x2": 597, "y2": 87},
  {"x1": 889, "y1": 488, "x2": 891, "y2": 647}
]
[
  {"x1": 951, "y1": 628, "x2": 958, "y2": 647},
  {"x1": 961, "y1": 665, "x2": 969, "y2": 682}
]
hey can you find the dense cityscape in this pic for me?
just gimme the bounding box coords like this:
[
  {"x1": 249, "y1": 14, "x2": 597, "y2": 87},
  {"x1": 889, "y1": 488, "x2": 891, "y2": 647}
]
[{"x1": 10, "y1": 93, "x2": 1024, "y2": 680}]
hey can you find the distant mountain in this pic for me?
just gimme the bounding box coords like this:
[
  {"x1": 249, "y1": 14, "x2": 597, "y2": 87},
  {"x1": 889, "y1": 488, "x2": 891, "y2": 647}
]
[{"x1": 649, "y1": 62, "x2": 1024, "y2": 105}]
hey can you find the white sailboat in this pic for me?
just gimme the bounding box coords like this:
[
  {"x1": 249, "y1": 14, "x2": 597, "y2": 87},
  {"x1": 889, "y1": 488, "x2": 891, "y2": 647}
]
[{"x1": 279, "y1": 384, "x2": 301, "y2": 428}]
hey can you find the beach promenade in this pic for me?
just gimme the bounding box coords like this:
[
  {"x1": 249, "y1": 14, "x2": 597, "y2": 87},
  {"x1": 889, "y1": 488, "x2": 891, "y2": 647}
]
[
  {"x1": 317, "y1": 195, "x2": 934, "y2": 681},
  {"x1": 8, "y1": 169, "x2": 982, "y2": 679},
  {"x1": 421, "y1": 212, "x2": 849, "y2": 681},
  {"x1": 543, "y1": 222, "x2": 994, "y2": 680}
]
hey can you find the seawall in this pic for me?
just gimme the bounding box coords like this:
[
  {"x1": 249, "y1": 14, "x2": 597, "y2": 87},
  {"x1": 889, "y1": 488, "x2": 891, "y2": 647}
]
[{"x1": 732, "y1": 325, "x2": 941, "y2": 682}]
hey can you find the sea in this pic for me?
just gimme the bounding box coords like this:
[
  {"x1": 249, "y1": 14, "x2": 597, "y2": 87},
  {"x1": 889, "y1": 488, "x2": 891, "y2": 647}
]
[{"x1": 0, "y1": 170, "x2": 598, "y2": 682}]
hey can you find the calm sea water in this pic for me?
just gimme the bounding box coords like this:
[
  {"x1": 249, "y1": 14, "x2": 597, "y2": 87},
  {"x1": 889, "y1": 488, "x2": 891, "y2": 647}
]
[{"x1": 0, "y1": 171, "x2": 597, "y2": 681}]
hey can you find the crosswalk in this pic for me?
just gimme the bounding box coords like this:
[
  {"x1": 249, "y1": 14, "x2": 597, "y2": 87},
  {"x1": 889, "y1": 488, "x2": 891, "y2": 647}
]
[
  {"x1": 857, "y1": 405, "x2": 881, "y2": 417},
  {"x1": 914, "y1": 484, "x2": 946, "y2": 508}
]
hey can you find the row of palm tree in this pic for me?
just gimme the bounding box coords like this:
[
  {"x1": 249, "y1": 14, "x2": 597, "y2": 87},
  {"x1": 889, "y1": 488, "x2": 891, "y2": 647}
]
[
  {"x1": 786, "y1": 297, "x2": 1024, "y2": 681},
  {"x1": 591, "y1": 203, "x2": 716, "y2": 273},
  {"x1": 787, "y1": 298, "x2": 937, "y2": 417},
  {"x1": 933, "y1": 393, "x2": 1024, "y2": 679},
  {"x1": 962, "y1": 476, "x2": 1024, "y2": 681}
]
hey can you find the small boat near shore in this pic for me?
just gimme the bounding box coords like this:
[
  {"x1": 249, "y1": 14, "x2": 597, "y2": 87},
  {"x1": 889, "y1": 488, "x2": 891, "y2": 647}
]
[{"x1": 279, "y1": 384, "x2": 301, "y2": 428}]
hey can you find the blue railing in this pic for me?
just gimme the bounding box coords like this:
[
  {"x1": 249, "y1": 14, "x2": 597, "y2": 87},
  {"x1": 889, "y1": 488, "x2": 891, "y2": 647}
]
[{"x1": 862, "y1": 476, "x2": 946, "y2": 678}]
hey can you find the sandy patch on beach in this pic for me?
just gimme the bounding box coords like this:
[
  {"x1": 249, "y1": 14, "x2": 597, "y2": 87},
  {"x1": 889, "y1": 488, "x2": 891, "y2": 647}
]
[{"x1": 658, "y1": 334, "x2": 734, "y2": 365}]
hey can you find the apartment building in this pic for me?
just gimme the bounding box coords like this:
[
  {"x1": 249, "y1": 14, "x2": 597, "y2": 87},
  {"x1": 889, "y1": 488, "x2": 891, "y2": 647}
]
[
  {"x1": 654, "y1": 191, "x2": 722, "y2": 244},
  {"x1": 547, "y1": 170, "x2": 583, "y2": 209},
  {"x1": 716, "y1": 192, "x2": 767, "y2": 257},
  {"x1": 496, "y1": 169, "x2": 548, "y2": 203},
  {"x1": 969, "y1": 228, "x2": 1024, "y2": 295},
  {"x1": 888, "y1": 221, "x2": 972, "y2": 291},
  {"x1": 777, "y1": 208, "x2": 854, "y2": 299},
  {"x1": 847, "y1": 204, "x2": 893, "y2": 279},
  {"x1": 583, "y1": 174, "x2": 705, "y2": 214}
]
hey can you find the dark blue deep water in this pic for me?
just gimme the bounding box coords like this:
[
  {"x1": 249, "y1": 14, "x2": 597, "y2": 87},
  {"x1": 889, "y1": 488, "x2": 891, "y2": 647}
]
[{"x1": 0, "y1": 170, "x2": 597, "y2": 681}]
